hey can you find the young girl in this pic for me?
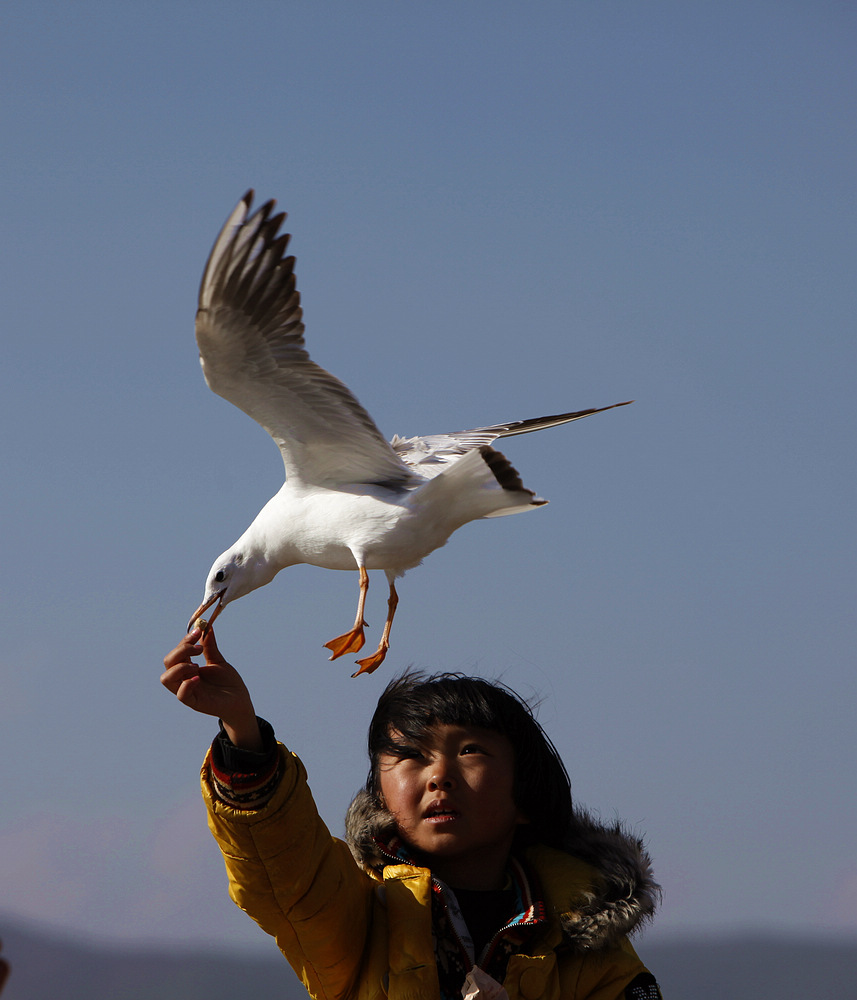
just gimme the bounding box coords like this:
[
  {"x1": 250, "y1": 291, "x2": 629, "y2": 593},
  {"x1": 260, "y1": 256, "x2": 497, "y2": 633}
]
[{"x1": 162, "y1": 628, "x2": 664, "y2": 1000}]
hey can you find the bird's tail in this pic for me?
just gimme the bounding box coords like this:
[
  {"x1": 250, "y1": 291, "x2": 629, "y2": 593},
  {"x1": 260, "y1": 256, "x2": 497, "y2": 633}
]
[{"x1": 411, "y1": 445, "x2": 547, "y2": 525}]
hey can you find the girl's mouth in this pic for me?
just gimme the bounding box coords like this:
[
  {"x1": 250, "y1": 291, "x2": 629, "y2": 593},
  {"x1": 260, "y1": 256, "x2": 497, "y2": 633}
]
[{"x1": 424, "y1": 806, "x2": 460, "y2": 823}]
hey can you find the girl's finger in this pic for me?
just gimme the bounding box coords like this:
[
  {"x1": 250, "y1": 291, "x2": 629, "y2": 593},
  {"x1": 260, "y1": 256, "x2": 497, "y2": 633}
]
[
  {"x1": 160, "y1": 661, "x2": 200, "y2": 692},
  {"x1": 163, "y1": 635, "x2": 202, "y2": 670},
  {"x1": 201, "y1": 627, "x2": 226, "y2": 666}
]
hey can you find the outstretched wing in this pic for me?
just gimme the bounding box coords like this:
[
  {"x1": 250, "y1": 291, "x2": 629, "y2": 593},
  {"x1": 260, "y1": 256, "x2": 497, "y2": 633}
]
[
  {"x1": 391, "y1": 402, "x2": 633, "y2": 477},
  {"x1": 195, "y1": 191, "x2": 414, "y2": 489}
]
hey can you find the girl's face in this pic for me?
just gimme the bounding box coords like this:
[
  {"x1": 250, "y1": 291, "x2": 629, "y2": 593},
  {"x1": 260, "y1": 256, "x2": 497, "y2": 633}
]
[{"x1": 377, "y1": 722, "x2": 526, "y2": 889}]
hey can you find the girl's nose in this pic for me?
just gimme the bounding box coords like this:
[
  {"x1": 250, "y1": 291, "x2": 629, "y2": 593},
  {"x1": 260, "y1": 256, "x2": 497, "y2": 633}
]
[{"x1": 428, "y1": 767, "x2": 456, "y2": 790}]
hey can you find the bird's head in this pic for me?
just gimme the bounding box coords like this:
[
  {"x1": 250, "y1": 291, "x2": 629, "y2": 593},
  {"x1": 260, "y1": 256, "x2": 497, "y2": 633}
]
[{"x1": 187, "y1": 547, "x2": 262, "y2": 634}]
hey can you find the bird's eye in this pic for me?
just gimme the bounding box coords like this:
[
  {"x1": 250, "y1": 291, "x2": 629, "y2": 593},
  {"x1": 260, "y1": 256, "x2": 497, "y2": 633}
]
[{"x1": 215, "y1": 570, "x2": 225, "y2": 582}]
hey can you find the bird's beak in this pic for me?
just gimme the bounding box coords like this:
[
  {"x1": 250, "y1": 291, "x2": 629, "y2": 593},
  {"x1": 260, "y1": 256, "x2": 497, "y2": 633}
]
[{"x1": 188, "y1": 590, "x2": 226, "y2": 634}]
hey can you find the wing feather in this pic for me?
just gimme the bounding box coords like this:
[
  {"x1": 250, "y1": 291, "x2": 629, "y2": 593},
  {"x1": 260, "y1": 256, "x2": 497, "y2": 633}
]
[
  {"x1": 391, "y1": 402, "x2": 633, "y2": 476},
  {"x1": 196, "y1": 192, "x2": 414, "y2": 488}
]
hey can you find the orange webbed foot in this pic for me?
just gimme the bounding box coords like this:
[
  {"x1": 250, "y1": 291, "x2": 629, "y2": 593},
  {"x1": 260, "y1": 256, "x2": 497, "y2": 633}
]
[
  {"x1": 324, "y1": 624, "x2": 367, "y2": 659},
  {"x1": 352, "y1": 642, "x2": 389, "y2": 677}
]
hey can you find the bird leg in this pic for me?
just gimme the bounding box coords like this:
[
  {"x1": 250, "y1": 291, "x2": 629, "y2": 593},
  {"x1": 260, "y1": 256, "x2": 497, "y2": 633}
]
[
  {"x1": 324, "y1": 566, "x2": 370, "y2": 659},
  {"x1": 353, "y1": 581, "x2": 399, "y2": 677}
]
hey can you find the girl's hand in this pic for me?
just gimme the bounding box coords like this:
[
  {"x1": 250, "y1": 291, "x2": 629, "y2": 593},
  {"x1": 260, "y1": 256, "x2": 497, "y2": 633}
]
[{"x1": 161, "y1": 628, "x2": 263, "y2": 751}]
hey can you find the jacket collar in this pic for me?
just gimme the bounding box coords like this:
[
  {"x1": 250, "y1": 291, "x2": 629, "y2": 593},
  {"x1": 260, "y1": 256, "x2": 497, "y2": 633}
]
[{"x1": 344, "y1": 788, "x2": 660, "y2": 953}]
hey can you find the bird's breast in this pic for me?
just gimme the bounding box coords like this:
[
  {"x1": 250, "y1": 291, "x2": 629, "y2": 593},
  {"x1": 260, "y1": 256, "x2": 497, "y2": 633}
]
[{"x1": 267, "y1": 486, "x2": 423, "y2": 570}]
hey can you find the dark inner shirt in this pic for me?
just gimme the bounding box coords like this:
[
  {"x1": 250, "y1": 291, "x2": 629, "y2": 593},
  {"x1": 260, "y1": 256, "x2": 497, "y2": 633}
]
[{"x1": 450, "y1": 886, "x2": 517, "y2": 960}]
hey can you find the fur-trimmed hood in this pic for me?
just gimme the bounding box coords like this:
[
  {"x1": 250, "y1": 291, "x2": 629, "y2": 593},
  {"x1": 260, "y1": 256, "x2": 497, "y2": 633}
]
[{"x1": 345, "y1": 788, "x2": 661, "y2": 953}]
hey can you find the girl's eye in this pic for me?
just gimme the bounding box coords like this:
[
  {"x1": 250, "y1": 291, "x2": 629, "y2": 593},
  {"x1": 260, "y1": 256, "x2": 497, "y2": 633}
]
[{"x1": 461, "y1": 744, "x2": 486, "y2": 755}]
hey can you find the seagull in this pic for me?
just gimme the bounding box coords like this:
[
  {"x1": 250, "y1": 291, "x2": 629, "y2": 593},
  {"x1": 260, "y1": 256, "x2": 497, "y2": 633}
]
[{"x1": 187, "y1": 191, "x2": 631, "y2": 675}]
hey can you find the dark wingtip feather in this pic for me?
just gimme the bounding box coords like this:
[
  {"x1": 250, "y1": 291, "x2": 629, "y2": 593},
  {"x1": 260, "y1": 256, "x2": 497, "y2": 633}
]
[{"x1": 479, "y1": 445, "x2": 534, "y2": 496}]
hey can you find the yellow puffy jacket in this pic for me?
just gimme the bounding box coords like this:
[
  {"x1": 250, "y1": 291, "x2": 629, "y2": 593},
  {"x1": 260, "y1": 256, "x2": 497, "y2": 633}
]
[{"x1": 202, "y1": 744, "x2": 661, "y2": 1000}]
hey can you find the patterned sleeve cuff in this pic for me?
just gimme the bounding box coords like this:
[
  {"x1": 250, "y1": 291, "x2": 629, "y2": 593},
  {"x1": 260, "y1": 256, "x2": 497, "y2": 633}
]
[{"x1": 209, "y1": 717, "x2": 281, "y2": 809}]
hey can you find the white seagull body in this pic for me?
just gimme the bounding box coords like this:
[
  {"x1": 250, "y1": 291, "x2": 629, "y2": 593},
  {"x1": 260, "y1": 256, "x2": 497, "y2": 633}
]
[{"x1": 188, "y1": 191, "x2": 631, "y2": 674}]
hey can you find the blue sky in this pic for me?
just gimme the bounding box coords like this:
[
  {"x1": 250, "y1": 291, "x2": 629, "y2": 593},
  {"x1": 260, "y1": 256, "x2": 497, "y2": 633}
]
[{"x1": 1, "y1": 1, "x2": 854, "y2": 953}]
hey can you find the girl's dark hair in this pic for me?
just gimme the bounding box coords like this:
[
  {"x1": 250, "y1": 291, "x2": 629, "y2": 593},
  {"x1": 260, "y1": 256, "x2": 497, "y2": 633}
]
[{"x1": 366, "y1": 671, "x2": 572, "y2": 849}]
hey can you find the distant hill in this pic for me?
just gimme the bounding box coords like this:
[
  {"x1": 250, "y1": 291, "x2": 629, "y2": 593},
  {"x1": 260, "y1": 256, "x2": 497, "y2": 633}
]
[{"x1": 0, "y1": 918, "x2": 854, "y2": 999}]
